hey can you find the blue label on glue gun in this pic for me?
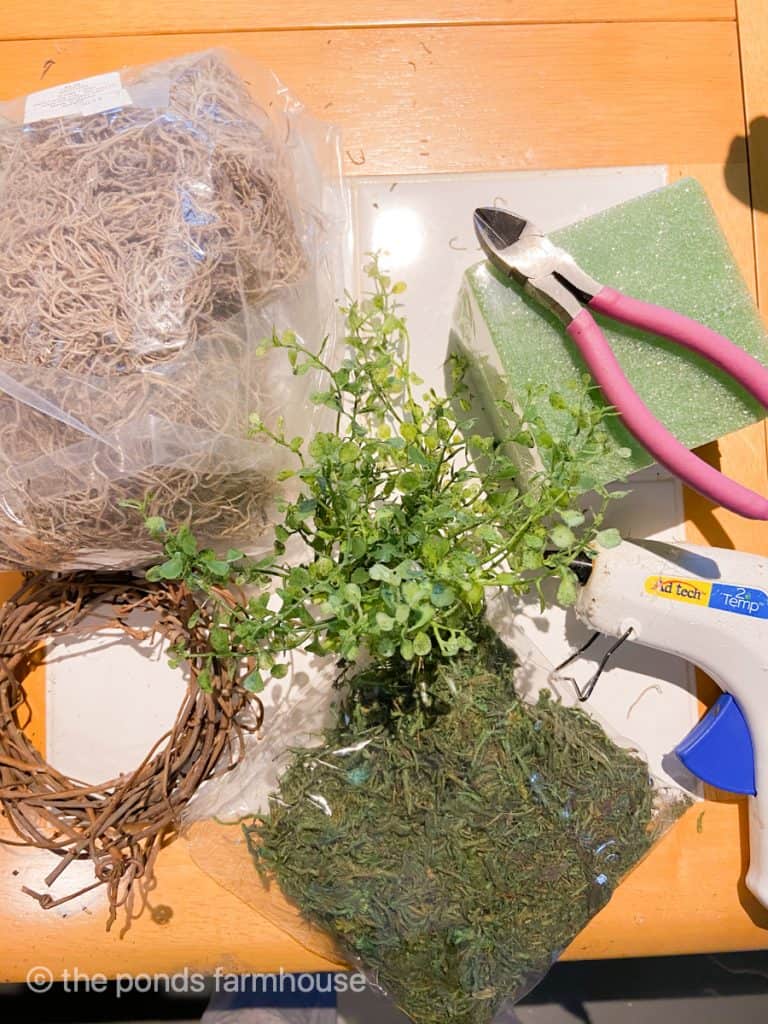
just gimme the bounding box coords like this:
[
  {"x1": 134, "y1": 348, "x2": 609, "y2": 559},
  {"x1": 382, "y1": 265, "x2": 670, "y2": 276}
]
[
  {"x1": 708, "y1": 583, "x2": 768, "y2": 619},
  {"x1": 645, "y1": 576, "x2": 768, "y2": 619}
]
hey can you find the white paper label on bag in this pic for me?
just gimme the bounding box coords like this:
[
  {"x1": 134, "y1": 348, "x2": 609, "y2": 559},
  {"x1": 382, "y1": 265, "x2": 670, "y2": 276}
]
[{"x1": 24, "y1": 72, "x2": 132, "y2": 124}]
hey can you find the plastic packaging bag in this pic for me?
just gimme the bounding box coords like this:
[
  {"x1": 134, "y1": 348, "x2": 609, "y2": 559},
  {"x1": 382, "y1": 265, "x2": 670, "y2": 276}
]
[
  {"x1": 204, "y1": 1011, "x2": 334, "y2": 1024},
  {"x1": 0, "y1": 50, "x2": 345, "y2": 570},
  {"x1": 203, "y1": 988, "x2": 337, "y2": 1024},
  {"x1": 187, "y1": 621, "x2": 689, "y2": 1024}
]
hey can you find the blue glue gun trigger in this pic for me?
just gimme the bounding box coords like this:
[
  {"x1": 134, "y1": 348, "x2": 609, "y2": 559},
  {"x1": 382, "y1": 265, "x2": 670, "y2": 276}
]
[{"x1": 675, "y1": 693, "x2": 756, "y2": 795}]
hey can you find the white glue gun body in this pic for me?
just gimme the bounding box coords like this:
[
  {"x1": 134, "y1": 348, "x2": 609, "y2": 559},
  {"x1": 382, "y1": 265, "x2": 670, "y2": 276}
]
[{"x1": 574, "y1": 539, "x2": 768, "y2": 907}]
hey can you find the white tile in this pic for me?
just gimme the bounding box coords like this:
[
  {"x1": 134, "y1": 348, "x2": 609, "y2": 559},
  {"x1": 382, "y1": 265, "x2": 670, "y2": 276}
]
[{"x1": 350, "y1": 167, "x2": 667, "y2": 385}]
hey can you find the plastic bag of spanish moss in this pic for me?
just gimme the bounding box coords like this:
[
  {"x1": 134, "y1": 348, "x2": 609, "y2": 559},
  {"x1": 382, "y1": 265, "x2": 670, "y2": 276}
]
[{"x1": 0, "y1": 49, "x2": 344, "y2": 571}]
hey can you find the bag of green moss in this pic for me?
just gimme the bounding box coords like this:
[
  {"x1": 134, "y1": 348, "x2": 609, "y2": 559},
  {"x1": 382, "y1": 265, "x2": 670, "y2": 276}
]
[{"x1": 240, "y1": 632, "x2": 686, "y2": 1024}]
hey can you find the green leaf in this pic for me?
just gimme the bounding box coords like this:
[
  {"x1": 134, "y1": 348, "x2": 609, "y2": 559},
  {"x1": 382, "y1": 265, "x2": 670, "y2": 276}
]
[
  {"x1": 341, "y1": 637, "x2": 359, "y2": 661},
  {"x1": 413, "y1": 632, "x2": 432, "y2": 657},
  {"x1": 343, "y1": 583, "x2": 362, "y2": 605},
  {"x1": 314, "y1": 556, "x2": 334, "y2": 578},
  {"x1": 523, "y1": 533, "x2": 546, "y2": 550},
  {"x1": 375, "y1": 612, "x2": 395, "y2": 631},
  {"x1": 210, "y1": 627, "x2": 230, "y2": 655},
  {"x1": 430, "y1": 583, "x2": 456, "y2": 608},
  {"x1": 244, "y1": 669, "x2": 265, "y2": 693},
  {"x1": 595, "y1": 528, "x2": 622, "y2": 549},
  {"x1": 549, "y1": 392, "x2": 567, "y2": 410},
  {"x1": 397, "y1": 559, "x2": 424, "y2": 580},
  {"x1": 395, "y1": 603, "x2": 410, "y2": 625},
  {"x1": 402, "y1": 580, "x2": 426, "y2": 606},
  {"x1": 369, "y1": 563, "x2": 395, "y2": 583},
  {"x1": 421, "y1": 536, "x2": 450, "y2": 565},
  {"x1": 145, "y1": 516, "x2": 166, "y2": 536},
  {"x1": 197, "y1": 668, "x2": 213, "y2": 693},
  {"x1": 146, "y1": 552, "x2": 185, "y2": 581},
  {"x1": 288, "y1": 566, "x2": 312, "y2": 589},
  {"x1": 411, "y1": 603, "x2": 435, "y2": 629},
  {"x1": 339, "y1": 441, "x2": 359, "y2": 463},
  {"x1": 549, "y1": 524, "x2": 576, "y2": 549},
  {"x1": 441, "y1": 635, "x2": 460, "y2": 656},
  {"x1": 372, "y1": 542, "x2": 397, "y2": 563},
  {"x1": 270, "y1": 663, "x2": 290, "y2": 679},
  {"x1": 476, "y1": 524, "x2": 503, "y2": 544},
  {"x1": 178, "y1": 528, "x2": 198, "y2": 555},
  {"x1": 396, "y1": 471, "x2": 421, "y2": 493},
  {"x1": 400, "y1": 638, "x2": 414, "y2": 661},
  {"x1": 376, "y1": 637, "x2": 396, "y2": 657},
  {"x1": 522, "y1": 547, "x2": 542, "y2": 571},
  {"x1": 556, "y1": 571, "x2": 579, "y2": 606},
  {"x1": 345, "y1": 535, "x2": 367, "y2": 559},
  {"x1": 559, "y1": 509, "x2": 585, "y2": 528},
  {"x1": 296, "y1": 498, "x2": 317, "y2": 520}
]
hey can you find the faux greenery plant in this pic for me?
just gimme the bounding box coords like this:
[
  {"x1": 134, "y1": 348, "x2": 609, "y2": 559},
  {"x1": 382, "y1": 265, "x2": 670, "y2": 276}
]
[{"x1": 145, "y1": 259, "x2": 624, "y2": 707}]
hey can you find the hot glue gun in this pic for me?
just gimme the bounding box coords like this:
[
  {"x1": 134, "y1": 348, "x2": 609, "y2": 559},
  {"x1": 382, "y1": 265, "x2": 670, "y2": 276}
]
[{"x1": 570, "y1": 538, "x2": 768, "y2": 906}]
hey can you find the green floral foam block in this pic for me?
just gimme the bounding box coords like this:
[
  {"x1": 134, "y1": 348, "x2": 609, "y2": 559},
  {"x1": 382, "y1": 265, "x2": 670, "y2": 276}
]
[{"x1": 452, "y1": 178, "x2": 768, "y2": 487}]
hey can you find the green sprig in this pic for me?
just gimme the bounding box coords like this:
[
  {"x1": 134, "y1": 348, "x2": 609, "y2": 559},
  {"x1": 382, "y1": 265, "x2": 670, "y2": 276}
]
[{"x1": 146, "y1": 258, "x2": 625, "y2": 707}]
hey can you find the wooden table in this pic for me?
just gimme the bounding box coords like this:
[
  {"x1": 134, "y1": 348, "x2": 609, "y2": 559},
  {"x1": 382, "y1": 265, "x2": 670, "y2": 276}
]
[{"x1": 1, "y1": 0, "x2": 767, "y2": 981}]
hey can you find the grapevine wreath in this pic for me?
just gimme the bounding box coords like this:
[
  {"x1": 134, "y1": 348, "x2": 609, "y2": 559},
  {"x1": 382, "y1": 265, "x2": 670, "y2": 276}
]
[{"x1": 0, "y1": 571, "x2": 261, "y2": 932}]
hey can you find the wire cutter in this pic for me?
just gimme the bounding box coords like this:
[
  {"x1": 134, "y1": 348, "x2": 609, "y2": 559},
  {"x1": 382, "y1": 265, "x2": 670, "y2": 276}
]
[{"x1": 473, "y1": 206, "x2": 768, "y2": 520}]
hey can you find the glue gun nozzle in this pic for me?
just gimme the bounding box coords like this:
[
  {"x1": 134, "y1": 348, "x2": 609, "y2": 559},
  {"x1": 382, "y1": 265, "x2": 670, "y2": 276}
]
[
  {"x1": 568, "y1": 554, "x2": 593, "y2": 586},
  {"x1": 544, "y1": 550, "x2": 593, "y2": 586}
]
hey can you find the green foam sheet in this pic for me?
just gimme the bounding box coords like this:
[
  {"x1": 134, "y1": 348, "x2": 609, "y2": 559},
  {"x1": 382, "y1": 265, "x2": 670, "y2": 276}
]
[{"x1": 451, "y1": 178, "x2": 768, "y2": 487}]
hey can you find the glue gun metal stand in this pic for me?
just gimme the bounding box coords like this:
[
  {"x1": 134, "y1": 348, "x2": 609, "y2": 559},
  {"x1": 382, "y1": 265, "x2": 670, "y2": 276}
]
[{"x1": 574, "y1": 539, "x2": 768, "y2": 908}]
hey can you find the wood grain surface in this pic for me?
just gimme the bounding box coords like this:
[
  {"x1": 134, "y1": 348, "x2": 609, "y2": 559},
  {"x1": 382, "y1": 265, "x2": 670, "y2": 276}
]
[
  {"x1": 0, "y1": 24, "x2": 744, "y2": 176},
  {"x1": 0, "y1": 1, "x2": 735, "y2": 43},
  {"x1": 736, "y1": 0, "x2": 768, "y2": 309},
  {"x1": 0, "y1": 1, "x2": 766, "y2": 980}
]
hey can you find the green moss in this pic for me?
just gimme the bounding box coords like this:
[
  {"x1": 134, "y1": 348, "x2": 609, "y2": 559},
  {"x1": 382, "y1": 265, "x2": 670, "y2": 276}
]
[{"x1": 248, "y1": 637, "x2": 687, "y2": 1023}]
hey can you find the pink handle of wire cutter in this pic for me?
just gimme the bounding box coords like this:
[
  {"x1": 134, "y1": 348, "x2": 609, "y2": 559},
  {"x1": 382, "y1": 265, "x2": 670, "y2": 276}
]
[
  {"x1": 591, "y1": 286, "x2": 768, "y2": 404},
  {"x1": 566, "y1": 286, "x2": 768, "y2": 519}
]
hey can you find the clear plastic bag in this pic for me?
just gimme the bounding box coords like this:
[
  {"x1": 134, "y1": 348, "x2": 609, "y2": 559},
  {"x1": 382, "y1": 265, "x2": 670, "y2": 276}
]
[
  {"x1": 203, "y1": 989, "x2": 337, "y2": 1024},
  {"x1": 0, "y1": 50, "x2": 345, "y2": 570},
  {"x1": 203, "y1": 1011, "x2": 335, "y2": 1024},
  {"x1": 188, "y1": 629, "x2": 689, "y2": 1024}
]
